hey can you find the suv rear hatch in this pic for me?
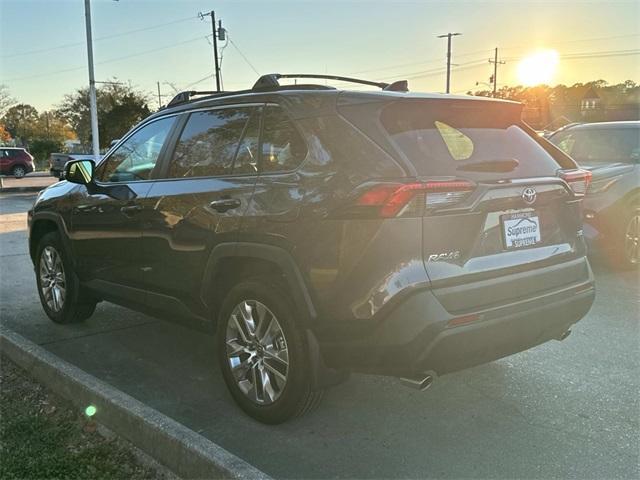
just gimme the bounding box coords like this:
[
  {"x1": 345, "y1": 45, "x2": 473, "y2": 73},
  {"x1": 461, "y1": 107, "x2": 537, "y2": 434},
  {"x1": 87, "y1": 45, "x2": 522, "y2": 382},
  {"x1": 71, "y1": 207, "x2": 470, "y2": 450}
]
[{"x1": 339, "y1": 96, "x2": 591, "y2": 313}]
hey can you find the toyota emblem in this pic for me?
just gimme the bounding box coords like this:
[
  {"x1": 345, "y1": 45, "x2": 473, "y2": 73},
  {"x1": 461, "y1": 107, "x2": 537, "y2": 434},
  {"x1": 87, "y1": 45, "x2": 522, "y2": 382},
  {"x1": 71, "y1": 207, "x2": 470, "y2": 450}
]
[{"x1": 522, "y1": 187, "x2": 537, "y2": 205}]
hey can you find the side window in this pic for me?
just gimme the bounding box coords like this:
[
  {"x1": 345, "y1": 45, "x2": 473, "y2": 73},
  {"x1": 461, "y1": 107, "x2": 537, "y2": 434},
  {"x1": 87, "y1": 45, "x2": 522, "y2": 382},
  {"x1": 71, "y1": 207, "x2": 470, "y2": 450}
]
[
  {"x1": 169, "y1": 107, "x2": 258, "y2": 178},
  {"x1": 233, "y1": 109, "x2": 261, "y2": 174},
  {"x1": 96, "y1": 116, "x2": 175, "y2": 183},
  {"x1": 260, "y1": 106, "x2": 307, "y2": 173},
  {"x1": 553, "y1": 132, "x2": 576, "y2": 157}
]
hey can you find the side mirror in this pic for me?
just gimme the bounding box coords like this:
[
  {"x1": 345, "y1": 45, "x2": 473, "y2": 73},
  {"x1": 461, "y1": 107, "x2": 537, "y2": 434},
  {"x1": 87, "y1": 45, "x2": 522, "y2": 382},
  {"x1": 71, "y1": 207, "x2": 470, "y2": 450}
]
[{"x1": 64, "y1": 159, "x2": 95, "y2": 185}]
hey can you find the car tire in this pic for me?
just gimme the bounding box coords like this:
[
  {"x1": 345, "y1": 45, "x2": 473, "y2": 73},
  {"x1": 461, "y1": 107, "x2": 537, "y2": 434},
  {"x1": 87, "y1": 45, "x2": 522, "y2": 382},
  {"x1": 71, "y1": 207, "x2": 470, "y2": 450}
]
[
  {"x1": 12, "y1": 165, "x2": 26, "y2": 179},
  {"x1": 613, "y1": 205, "x2": 640, "y2": 269},
  {"x1": 35, "y1": 231, "x2": 97, "y2": 324},
  {"x1": 216, "y1": 276, "x2": 323, "y2": 424}
]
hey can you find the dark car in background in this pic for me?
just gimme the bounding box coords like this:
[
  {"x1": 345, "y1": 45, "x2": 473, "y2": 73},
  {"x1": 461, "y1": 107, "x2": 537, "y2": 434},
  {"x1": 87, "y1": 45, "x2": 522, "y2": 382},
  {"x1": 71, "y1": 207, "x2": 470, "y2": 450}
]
[
  {"x1": 49, "y1": 153, "x2": 103, "y2": 179},
  {"x1": 28, "y1": 74, "x2": 595, "y2": 423},
  {"x1": 549, "y1": 121, "x2": 640, "y2": 268},
  {"x1": 0, "y1": 147, "x2": 35, "y2": 178}
]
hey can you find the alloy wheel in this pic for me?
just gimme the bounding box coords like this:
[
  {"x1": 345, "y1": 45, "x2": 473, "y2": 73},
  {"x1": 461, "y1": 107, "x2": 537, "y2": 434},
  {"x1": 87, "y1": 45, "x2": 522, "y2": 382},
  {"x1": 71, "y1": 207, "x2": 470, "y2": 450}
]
[
  {"x1": 39, "y1": 246, "x2": 66, "y2": 312},
  {"x1": 624, "y1": 213, "x2": 640, "y2": 265},
  {"x1": 225, "y1": 300, "x2": 289, "y2": 405},
  {"x1": 13, "y1": 166, "x2": 26, "y2": 178}
]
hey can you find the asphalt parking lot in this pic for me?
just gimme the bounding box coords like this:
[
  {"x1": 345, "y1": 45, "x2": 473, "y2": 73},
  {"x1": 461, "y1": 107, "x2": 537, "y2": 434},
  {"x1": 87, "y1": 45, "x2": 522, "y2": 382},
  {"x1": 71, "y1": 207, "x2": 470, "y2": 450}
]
[{"x1": 1, "y1": 190, "x2": 638, "y2": 479}]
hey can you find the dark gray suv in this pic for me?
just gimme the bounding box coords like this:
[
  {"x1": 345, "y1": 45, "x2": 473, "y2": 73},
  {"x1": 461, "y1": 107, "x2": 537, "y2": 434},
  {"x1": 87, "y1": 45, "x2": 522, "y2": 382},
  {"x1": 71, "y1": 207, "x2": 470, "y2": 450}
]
[
  {"x1": 28, "y1": 74, "x2": 595, "y2": 423},
  {"x1": 549, "y1": 121, "x2": 640, "y2": 268}
]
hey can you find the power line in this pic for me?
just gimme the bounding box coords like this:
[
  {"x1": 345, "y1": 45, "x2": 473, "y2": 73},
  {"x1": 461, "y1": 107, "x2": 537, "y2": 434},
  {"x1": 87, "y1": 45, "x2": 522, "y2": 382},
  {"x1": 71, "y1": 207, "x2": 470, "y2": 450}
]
[
  {"x1": 500, "y1": 33, "x2": 640, "y2": 52},
  {"x1": 229, "y1": 38, "x2": 261, "y2": 76},
  {"x1": 346, "y1": 49, "x2": 493, "y2": 76},
  {"x1": 1, "y1": 15, "x2": 199, "y2": 59},
  {"x1": 347, "y1": 33, "x2": 639, "y2": 78},
  {"x1": 502, "y1": 48, "x2": 640, "y2": 62},
  {"x1": 2, "y1": 35, "x2": 212, "y2": 82},
  {"x1": 373, "y1": 48, "x2": 640, "y2": 85}
]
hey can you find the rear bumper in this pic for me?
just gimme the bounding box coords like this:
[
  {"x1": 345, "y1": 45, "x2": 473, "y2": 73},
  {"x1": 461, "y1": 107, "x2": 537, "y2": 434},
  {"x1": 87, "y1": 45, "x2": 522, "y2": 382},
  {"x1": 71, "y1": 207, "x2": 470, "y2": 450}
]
[{"x1": 319, "y1": 257, "x2": 595, "y2": 377}]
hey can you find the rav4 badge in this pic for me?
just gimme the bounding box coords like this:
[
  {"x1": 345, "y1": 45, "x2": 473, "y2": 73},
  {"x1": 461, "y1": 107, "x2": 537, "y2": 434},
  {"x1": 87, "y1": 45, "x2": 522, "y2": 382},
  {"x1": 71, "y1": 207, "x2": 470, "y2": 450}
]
[{"x1": 427, "y1": 251, "x2": 461, "y2": 262}]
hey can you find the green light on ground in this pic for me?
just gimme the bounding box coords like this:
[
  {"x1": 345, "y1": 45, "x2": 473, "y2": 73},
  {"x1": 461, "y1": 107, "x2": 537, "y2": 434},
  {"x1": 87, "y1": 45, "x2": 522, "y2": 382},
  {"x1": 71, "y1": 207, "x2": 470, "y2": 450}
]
[{"x1": 85, "y1": 405, "x2": 97, "y2": 417}]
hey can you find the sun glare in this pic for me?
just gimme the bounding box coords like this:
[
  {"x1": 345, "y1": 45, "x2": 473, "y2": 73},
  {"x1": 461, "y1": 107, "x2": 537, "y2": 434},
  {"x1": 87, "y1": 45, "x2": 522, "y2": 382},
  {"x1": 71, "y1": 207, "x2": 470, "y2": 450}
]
[{"x1": 517, "y1": 50, "x2": 559, "y2": 86}]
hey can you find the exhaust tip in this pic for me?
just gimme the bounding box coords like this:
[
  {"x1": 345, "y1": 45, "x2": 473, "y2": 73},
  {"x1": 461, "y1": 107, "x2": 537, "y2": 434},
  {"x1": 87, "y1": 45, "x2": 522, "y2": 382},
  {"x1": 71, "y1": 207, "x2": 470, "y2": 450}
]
[{"x1": 400, "y1": 373, "x2": 434, "y2": 391}]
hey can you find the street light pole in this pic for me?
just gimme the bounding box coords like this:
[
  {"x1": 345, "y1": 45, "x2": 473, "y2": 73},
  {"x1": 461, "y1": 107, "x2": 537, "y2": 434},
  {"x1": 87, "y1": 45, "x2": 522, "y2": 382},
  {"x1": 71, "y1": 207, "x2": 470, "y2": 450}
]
[{"x1": 83, "y1": 0, "x2": 100, "y2": 160}]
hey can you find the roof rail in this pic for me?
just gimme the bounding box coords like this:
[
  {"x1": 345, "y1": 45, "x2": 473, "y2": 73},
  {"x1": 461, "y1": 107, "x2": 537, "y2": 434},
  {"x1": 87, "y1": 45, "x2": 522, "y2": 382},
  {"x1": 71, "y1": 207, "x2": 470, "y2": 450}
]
[
  {"x1": 166, "y1": 90, "x2": 220, "y2": 108},
  {"x1": 252, "y1": 74, "x2": 409, "y2": 92},
  {"x1": 164, "y1": 73, "x2": 410, "y2": 109}
]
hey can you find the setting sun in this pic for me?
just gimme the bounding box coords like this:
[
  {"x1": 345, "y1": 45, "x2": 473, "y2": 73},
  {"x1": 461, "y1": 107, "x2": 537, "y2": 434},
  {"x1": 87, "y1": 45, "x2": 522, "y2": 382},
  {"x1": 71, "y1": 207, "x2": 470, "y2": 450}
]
[{"x1": 517, "y1": 50, "x2": 560, "y2": 86}]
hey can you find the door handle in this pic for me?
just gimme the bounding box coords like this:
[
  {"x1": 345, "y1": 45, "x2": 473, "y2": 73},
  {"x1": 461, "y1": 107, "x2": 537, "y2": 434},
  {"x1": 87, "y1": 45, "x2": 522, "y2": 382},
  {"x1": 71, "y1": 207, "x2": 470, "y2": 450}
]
[
  {"x1": 209, "y1": 198, "x2": 241, "y2": 212},
  {"x1": 120, "y1": 205, "x2": 143, "y2": 216}
]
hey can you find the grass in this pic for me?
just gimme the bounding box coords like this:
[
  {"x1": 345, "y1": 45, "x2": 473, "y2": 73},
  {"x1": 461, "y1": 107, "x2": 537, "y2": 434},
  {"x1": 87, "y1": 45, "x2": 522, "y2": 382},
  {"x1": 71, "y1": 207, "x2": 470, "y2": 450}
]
[{"x1": 0, "y1": 356, "x2": 165, "y2": 479}]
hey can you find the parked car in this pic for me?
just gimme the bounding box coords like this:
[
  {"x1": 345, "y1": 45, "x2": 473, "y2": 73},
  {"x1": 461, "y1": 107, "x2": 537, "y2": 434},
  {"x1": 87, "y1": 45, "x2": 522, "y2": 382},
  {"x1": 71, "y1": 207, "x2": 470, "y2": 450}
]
[
  {"x1": 548, "y1": 121, "x2": 640, "y2": 268},
  {"x1": 28, "y1": 73, "x2": 595, "y2": 423},
  {"x1": 49, "y1": 153, "x2": 102, "y2": 179},
  {"x1": 0, "y1": 147, "x2": 35, "y2": 178}
]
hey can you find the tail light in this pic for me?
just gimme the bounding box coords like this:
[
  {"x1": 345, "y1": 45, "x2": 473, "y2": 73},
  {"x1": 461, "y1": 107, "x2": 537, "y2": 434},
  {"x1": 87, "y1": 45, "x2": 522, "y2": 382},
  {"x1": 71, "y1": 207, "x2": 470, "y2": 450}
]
[
  {"x1": 558, "y1": 169, "x2": 592, "y2": 197},
  {"x1": 353, "y1": 180, "x2": 475, "y2": 218}
]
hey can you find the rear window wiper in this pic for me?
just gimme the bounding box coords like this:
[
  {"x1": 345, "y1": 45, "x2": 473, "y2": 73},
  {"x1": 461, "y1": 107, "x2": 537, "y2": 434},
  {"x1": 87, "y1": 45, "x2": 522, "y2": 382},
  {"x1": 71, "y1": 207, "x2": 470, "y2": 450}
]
[{"x1": 457, "y1": 159, "x2": 519, "y2": 173}]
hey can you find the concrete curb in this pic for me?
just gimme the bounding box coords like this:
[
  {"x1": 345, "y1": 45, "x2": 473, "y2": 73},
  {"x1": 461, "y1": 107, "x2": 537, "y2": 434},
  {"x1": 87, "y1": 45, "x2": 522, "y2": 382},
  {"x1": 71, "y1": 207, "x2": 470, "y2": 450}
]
[
  {"x1": 0, "y1": 328, "x2": 271, "y2": 480},
  {"x1": 0, "y1": 185, "x2": 48, "y2": 193}
]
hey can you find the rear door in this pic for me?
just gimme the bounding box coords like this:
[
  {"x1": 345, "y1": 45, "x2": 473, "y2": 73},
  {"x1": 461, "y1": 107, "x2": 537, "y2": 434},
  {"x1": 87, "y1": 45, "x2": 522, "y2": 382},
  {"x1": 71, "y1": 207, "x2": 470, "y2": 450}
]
[
  {"x1": 376, "y1": 99, "x2": 587, "y2": 311},
  {"x1": 241, "y1": 103, "x2": 310, "y2": 242},
  {"x1": 138, "y1": 104, "x2": 261, "y2": 310}
]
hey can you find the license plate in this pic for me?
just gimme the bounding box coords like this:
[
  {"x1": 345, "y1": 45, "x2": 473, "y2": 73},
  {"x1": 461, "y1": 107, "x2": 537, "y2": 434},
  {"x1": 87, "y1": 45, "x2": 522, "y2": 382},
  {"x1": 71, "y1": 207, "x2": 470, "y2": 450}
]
[{"x1": 502, "y1": 212, "x2": 541, "y2": 249}]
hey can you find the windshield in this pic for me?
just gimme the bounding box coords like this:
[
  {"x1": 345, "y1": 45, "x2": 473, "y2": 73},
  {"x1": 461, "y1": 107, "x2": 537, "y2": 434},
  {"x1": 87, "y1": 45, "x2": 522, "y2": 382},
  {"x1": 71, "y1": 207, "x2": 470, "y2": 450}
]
[{"x1": 380, "y1": 99, "x2": 563, "y2": 179}]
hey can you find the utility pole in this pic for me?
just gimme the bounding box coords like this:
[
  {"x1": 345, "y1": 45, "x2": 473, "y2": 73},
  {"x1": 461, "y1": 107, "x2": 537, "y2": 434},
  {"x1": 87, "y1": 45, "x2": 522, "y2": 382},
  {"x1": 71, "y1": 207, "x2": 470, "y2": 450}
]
[
  {"x1": 211, "y1": 11, "x2": 221, "y2": 91},
  {"x1": 83, "y1": 0, "x2": 100, "y2": 160},
  {"x1": 437, "y1": 32, "x2": 461, "y2": 94},
  {"x1": 157, "y1": 82, "x2": 162, "y2": 109},
  {"x1": 489, "y1": 47, "x2": 506, "y2": 97},
  {"x1": 199, "y1": 11, "x2": 223, "y2": 91}
]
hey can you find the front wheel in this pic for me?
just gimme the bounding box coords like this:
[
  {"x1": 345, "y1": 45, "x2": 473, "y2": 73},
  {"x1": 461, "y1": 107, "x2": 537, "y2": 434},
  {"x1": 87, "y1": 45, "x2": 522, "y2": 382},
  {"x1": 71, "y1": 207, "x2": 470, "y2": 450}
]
[
  {"x1": 216, "y1": 277, "x2": 323, "y2": 424},
  {"x1": 35, "y1": 232, "x2": 97, "y2": 323}
]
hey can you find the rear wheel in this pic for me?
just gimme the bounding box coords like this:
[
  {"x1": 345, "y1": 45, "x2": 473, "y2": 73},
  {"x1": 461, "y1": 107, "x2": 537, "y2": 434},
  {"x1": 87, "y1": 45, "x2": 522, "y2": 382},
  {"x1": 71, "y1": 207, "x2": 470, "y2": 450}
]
[
  {"x1": 216, "y1": 277, "x2": 323, "y2": 424},
  {"x1": 12, "y1": 165, "x2": 26, "y2": 178},
  {"x1": 36, "y1": 232, "x2": 97, "y2": 323}
]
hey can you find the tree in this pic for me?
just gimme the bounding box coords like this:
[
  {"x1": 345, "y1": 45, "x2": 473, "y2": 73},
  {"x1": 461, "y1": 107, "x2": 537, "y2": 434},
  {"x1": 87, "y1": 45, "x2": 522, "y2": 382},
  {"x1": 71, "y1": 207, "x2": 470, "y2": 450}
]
[
  {"x1": 56, "y1": 81, "x2": 151, "y2": 149},
  {"x1": 0, "y1": 85, "x2": 16, "y2": 116},
  {"x1": 1, "y1": 104, "x2": 39, "y2": 145},
  {"x1": 29, "y1": 138, "x2": 63, "y2": 164},
  {"x1": 0, "y1": 123, "x2": 11, "y2": 144},
  {"x1": 34, "y1": 111, "x2": 76, "y2": 143},
  {"x1": 469, "y1": 80, "x2": 640, "y2": 128}
]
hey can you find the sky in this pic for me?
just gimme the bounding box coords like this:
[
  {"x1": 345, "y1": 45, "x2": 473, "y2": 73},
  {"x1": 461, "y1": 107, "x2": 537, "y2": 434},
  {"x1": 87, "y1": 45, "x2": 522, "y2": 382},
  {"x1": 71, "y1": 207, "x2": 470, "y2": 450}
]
[{"x1": 1, "y1": 0, "x2": 639, "y2": 112}]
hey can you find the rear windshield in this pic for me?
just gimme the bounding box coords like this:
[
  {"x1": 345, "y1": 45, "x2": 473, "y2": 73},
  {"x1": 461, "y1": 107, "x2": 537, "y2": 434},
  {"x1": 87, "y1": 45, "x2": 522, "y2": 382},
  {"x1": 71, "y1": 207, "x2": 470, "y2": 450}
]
[{"x1": 380, "y1": 99, "x2": 562, "y2": 179}]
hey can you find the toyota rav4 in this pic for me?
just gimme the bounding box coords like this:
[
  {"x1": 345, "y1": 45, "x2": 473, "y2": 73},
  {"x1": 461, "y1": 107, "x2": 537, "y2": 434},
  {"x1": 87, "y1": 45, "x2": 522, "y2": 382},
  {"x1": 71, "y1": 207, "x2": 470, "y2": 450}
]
[{"x1": 28, "y1": 74, "x2": 595, "y2": 423}]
